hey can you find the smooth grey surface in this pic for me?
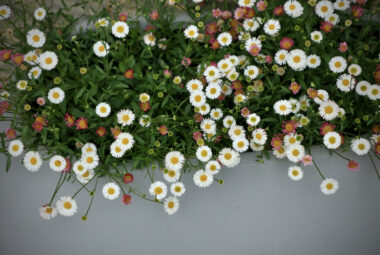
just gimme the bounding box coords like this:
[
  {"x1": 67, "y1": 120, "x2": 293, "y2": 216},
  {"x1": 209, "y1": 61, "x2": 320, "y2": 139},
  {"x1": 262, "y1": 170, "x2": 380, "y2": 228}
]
[{"x1": 0, "y1": 142, "x2": 380, "y2": 255}]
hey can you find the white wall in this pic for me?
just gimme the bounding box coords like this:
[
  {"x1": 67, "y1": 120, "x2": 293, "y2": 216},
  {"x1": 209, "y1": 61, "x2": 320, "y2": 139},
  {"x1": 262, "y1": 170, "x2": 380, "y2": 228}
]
[{"x1": 0, "y1": 143, "x2": 379, "y2": 255}]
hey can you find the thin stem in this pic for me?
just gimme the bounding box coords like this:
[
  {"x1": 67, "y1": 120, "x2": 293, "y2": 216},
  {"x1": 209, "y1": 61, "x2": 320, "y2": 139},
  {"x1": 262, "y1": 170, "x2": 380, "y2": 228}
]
[
  {"x1": 331, "y1": 150, "x2": 351, "y2": 161},
  {"x1": 84, "y1": 178, "x2": 98, "y2": 217},
  {"x1": 72, "y1": 173, "x2": 96, "y2": 198},
  {"x1": 308, "y1": 148, "x2": 325, "y2": 180},
  {"x1": 48, "y1": 172, "x2": 64, "y2": 206},
  {"x1": 368, "y1": 152, "x2": 380, "y2": 180}
]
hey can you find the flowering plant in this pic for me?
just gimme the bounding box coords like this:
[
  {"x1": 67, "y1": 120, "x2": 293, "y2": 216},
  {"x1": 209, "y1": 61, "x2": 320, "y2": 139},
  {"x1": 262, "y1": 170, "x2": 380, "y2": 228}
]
[{"x1": 0, "y1": 0, "x2": 379, "y2": 219}]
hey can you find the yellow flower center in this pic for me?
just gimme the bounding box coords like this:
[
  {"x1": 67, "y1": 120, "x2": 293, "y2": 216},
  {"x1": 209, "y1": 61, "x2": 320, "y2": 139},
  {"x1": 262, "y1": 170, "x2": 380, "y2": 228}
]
[
  {"x1": 224, "y1": 153, "x2": 232, "y2": 160},
  {"x1": 324, "y1": 106, "x2": 333, "y2": 114},
  {"x1": 52, "y1": 92, "x2": 60, "y2": 99},
  {"x1": 86, "y1": 156, "x2": 93, "y2": 164},
  {"x1": 289, "y1": 4, "x2": 296, "y2": 10},
  {"x1": 99, "y1": 45, "x2": 105, "y2": 52},
  {"x1": 358, "y1": 144, "x2": 365, "y2": 150},
  {"x1": 168, "y1": 170, "x2": 176, "y2": 177},
  {"x1": 326, "y1": 183, "x2": 333, "y2": 190},
  {"x1": 122, "y1": 114, "x2": 130, "y2": 122},
  {"x1": 30, "y1": 157, "x2": 37, "y2": 165},
  {"x1": 45, "y1": 57, "x2": 52, "y2": 65},
  {"x1": 171, "y1": 156, "x2": 179, "y2": 164},
  {"x1": 32, "y1": 35, "x2": 40, "y2": 42},
  {"x1": 292, "y1": 170, "x2": 299, "y2": 176},
  {"x1": 108, "y1": 187, "x2": 115, "y2": 194},
  {"x1": 12, "y1": 144, "x2": 19, "y2": 152},
  {"x1": 194, "y1": 95, "x2": 202, "y2": 102},
  {"x1": 168, "y1": 201, "x2": 175, "y2": 209},
  {"x1": 293, "y1": 56, "x2": 301, "y2": 63},
  {"x1": 54, "y1": 160, "x2": 61, "y2": 167},
  {"x1": 268, "y1": 24, "x2": 275, "y2": 30},
  {"x1": 154, "y1": 187, "x2": 163, "y2": 195},
  {"x1": 292, "y1": 149, "x2": 299, "y2": 156},
  {"x1": 117, "y1": 25, "x2": 124, "y2": 33},
  {"x1": 63, "y1": 201, "x2": 72, "y2": 209},
  {"x1": 201, "y1": 150, "x2": 208, "y2": 157},
  {"x1": 200, "y1": 174, "x2": 208, "y2": 182},
  {"x1": 329, "y1": 137, "x2": 336, "y2": 144}
]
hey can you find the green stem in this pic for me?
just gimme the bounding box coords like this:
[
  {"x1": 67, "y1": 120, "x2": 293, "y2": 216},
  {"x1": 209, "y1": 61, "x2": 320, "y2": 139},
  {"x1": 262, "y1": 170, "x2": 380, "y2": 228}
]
[
  {"x1": 331, "y1": 149, "x2": 351, "y2": 161},
  {"x1": 368, "y1": 152, "x2": 380, "y2": 180},
  {"x1": 48, "y1": 172, "x2": 65, "y2": 205}
]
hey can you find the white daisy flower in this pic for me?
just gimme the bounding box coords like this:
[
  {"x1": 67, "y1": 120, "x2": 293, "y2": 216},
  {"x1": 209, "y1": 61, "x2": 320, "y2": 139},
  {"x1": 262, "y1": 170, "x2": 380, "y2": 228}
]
[
  {"x1": 244, "y1": 65, "x2": 259, "y2": 80},
  {"x1": 244, "y1": 37, "x2": 262, "y2": 52},
  {"x1": 28, "y1": 66, "x2": 42, "y2": 80},
  {"x1": 110, "y1": 140, "x2": 126, "y2": 158},
  {"x1": 250, "y1": 140, "x2": 264, "y2": 151},
  {"x1": 139, "y1": 115, "x2": 151, "y2": 127},
  {"x1": 217, "y1": 32, "x2": 232, "y2": 46},
  {"x1": 49, "y1": 155, "x2": 66, "y2": 172},
  {"x1": 274, "y1": 100, "x2": 292, "y2": 116},
  {"x1": 323, "y1": 131, "x2": 342, "y2": 149},
  {"x1": 228, "y1": 55, "x2": 240, "y2": 66},
  {"x1": 48, "y1": 87, "x2": 65, "y2": 104},
  {"x1": 56, "y1": 196, "x2": 78, "y2": 216},
  {"x1": 350, "y1": 138, "x2": 370, "y2": 155},
  {"x1": 246, "y1": 113, "x2": 260, "y2": 126},
  {"x1": 348, "y1": 64, "x2": 362, "y2": 77},
  {"x1": 205, "y1": 84, "x2": 221, "y2": 99},
  {"x1": 320, "y1": 178, "x2": 339, "y2": 195},
  {"x1": 310, "y1": 31, "x2": 323, "y2": 43},
  {"x1": 286, "y1": 49, "x2": 307, "y2": 71},
  {"x1": 81, "y1": 143, "x2": 97, "y2": 154},
  {"x1": 218, "y1": 148, "x2": 240, "y2": 168},
  {"x1": 223, "y1": 115, "x2": 235, "y2": 128},
  {"x1": 243, "y1": 19, "x2": 260, "y2": 32},
  {"x1": 95, "y1": 102, "x2": 111, "y2": 118},
  {"x1": 184, "y1": 25, "x2": 199, "y2": 39},
  {"x1": 199, "y1": 104, "x2": 210, "y2": 115},
  {"x1": 283, "y1": 134, "x2": 300, "y2": 147},
  {"x1": 23, "y1": 151, "x2": 42, "y2": 172},
  {"x1": 286, "y1": 144, "x2": 305, "y2": 163},
  {"x1": 143, "y1": 32, "x2": 156, "y2": 46},
  {"x1": 221, "y1": 83, "x2": 233, "y2": 96},
  {"x1": 203, "y1": 66, "x2": 221, "y2": 82},
  {"x1": 264, "y1": 19, "x2": 281, "y2": 36},
  {"x1": 16, "y1": 80, "x2": 28, "y2": 90},
  {"x1": 289, "y1": 98, "x2": 300, "y2": 113},
  {"x1": 24, "y1": 50, "x2": 38, "y2": 66},
  {"x1": 333, "y1": 0, "x2": 350, "y2": 11},
  {"x1": 252, "y1": 128, "x2": 267, "y2": 145},
  {"x1": 196, "y1": 146, "x2": 212, "y2": 162},
  {"x1": 164, "y1": 196, "x2": 179, "y2": 215},
  {"x1": 34, "y1": 7, "x2": 46, "y2": 21},
  {"x1": 226, "y1": 70, "x2": 239, "y2": 82},
  {"x1": 314, "y1": 89, "x2": 329, "y2": 104},
  {"x1": 149, "y1": 181, "x2": 167, "y2": 200},
  {"x1": 217, "y1": 59, "x2": 233, "y2": 73},
  {"x1": 116, "y1": 132, "x2": 134, "y2": 151},
  {"x1": 201, "y1": 118, "x2": 216, "y2": 134},
  {"x1": 315, "y1": 0, "x2": 334, "y2": 19},
  {"x1": 210, "y1": 108, "x2": 223, "y2": 120},
  {"x1": 39, "y1": 206, "x2": 57, "y2": 220},
  {"x1": 72, "y1": 160, "x2": 87, "y2": 175},
  {"x1": 238, "y1": 0, "x2": 256, "y2": 7},
  {"x1": 371, "y1": 134, "x2": 380, "y2": 144},
  {"x1": 318, "y1": 100, "x2": 339, "y2": 121},
  {"x1": 325, "y1": 13, "x2": 339, "y2": 25},
  {"x1": 275, "y1": 50, "x2": 288, "y2": 65},
  {"x1": 93, "y1": 41, "x2": 110, "y2": 57},
  {"x1": 81, "y1": 152, "x2": 99, "y2": 170},
  {"x1": 329, "y1": 56, "x2": 347, "y2": 73},
  {"x1": 273, "y1": 147, "x2": 287, "y2": 158},
  {"x1": 288, "y1": 166, "x2": 303, "y2": 181},
  {"x1": 26, "y1": 29, "x2": 46, "y2": 48},
  {"x1": 228, "y1": 125, "x2": 246, "y2": 140},
  {"x1": 111, "y1": 21, "x2": 129, "y2": 38},
  {"x1": 368, "y1": 85, "x2": 380, "y2": 100},
  {"x1": 8, "y1": 139, "x2": 24, "y2": 157},
  {"x1": 307, "y1": 55, "x2": 321, "y2": 68},
  {"x1": 205, "y1": 160, "x2": 221, "y2": 175},
  {"x1": 193, "y1": 170, "x2": 213, "y2": 188},
  {"x1": 96, "y1": 18, "x2": 109, "y2": 27},
  {"x1": 234, "y1": 94, "x2": 246, "y2": 105},
  {"x1": 284, "y1": 0, "x2": 304, "y2": 18},
  {"x1": 233, "y1": 138, "x2": 249, "y2": 152},
  {"x1": 186, "y1": 79, "x2": 203, "y2": 93},
  {"x1": 0, "y1": 5, "x2": 11, "y2": 20},
  {"x1": 102, "y1": 182, "x2": 120, "y2": 200},
  {"x1": 190, "y1": 90, "x2": 206, "y2": 107},
  {"x1": 117, "y1": 109, "x2": 135, "y2": 126},
  {"x1": 165, "y1": 151, "x2": 185, "y2": 171},
  {"x1": 336, "y1": 74, "x2": 355, "y2": 92},
  {"x1": 76, "y1": 168, "x2": 95, "y2": 184},
  {"x1": 38, "y1": 51, "x2": 58, "y2": 71},
  {"x1": 170, "y1": 182, "x2": 185, "y2": 197},
  {"x1": 163, "y1": 169, "x2": 180, "y2": 183}
]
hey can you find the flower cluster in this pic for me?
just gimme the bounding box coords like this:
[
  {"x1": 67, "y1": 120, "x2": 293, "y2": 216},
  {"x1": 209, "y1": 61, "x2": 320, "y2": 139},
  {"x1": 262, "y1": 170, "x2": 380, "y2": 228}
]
[{"x1": 0, "y1": 0, "x2": 379, "y2": 220}]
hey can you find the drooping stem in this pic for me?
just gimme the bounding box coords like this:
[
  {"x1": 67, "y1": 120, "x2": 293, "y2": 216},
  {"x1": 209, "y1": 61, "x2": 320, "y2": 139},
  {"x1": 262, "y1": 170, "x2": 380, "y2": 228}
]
[
  {"x1": 48, "y1": 172, "x2": 65, "y2": 206},
  {"x1": 368, "y1": 152, "x2": 380, "y2": 180},
  {"x1": 331, "y1": 149, "x2": 351, "y2": 161}
]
